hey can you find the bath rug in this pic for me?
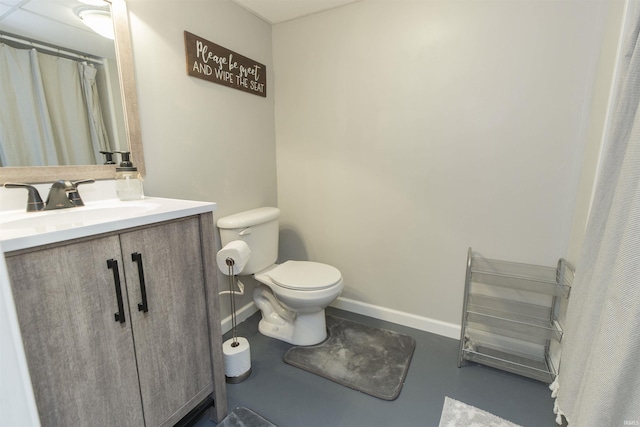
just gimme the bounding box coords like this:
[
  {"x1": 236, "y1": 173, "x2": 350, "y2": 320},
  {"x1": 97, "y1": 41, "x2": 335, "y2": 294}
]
[
  {"x1": 283, "y1": 315, "x2": 416, "y2": 400},
  {"x1": 438, "y1": 397, "x2": 523, "y2": 427},
  {"x1": 216, "y1": 407, "x2": 278, "y2": 427}
]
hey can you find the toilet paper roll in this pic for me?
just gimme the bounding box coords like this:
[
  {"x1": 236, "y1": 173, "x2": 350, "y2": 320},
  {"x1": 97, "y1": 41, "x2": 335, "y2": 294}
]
[
  {"x1": 223, "y1": 337, "x2": 251, "y2": 379},
  {"x1": 217, "y1": 240, "x2": 251, "y2": 275}
]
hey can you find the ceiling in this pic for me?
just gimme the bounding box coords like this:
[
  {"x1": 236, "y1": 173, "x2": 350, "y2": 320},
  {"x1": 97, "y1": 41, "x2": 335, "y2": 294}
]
[
  {"x1": 232, "y1": 0, "x2": 359, "y2": 24},
  {"x1": 0, "y1": 0, "x2": 360, "y2": 54},
  {"x1": 0, "y1": 0, "x2": 94, "y2": 33}
]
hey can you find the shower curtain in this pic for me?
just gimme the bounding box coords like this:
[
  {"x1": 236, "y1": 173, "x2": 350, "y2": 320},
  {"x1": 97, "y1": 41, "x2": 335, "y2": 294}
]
[
  {"x1": 0, "y1": 44, "x2": 109, "y2": 166},
  {"x1": 551, "y1": 5, "x2": 640, "y2": 426},
  {"x1": 0, "y1": 46, "x2": 59, "y2": 166},
  {"x1": 79, "y1": 61, "x2": 111, "y2": 162}
]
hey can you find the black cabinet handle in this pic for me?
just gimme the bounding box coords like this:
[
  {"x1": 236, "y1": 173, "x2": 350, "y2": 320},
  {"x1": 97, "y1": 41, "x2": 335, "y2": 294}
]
[
  {"x1": 107, "y1": 259, "x2": 126, "y2": 323},
  {"x1": 131, "y1": 252, "x2": 149, "y2": 313}
]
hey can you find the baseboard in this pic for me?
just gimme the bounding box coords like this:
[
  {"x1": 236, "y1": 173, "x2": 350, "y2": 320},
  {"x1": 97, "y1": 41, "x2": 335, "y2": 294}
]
[
  {"x1": 330, "y1": 297, "x2": 461, "y2": 340},
  {"x1": 221, "y1": 301, "x2": 258, "y2": 335},
  {"x1": 223, "y1": 297, "x2": 461, "y2": 340}
]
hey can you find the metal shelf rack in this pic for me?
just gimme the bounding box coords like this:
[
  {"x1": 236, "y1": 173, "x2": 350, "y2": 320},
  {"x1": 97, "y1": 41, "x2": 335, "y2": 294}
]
[{"x1": 457, "y1": 247, "x2": 574, "y2": 383}]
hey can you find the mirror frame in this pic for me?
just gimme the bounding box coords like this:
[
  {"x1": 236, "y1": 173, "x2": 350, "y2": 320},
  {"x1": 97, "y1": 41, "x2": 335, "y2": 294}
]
[{"x1": 0, "y1": 0, "x2": 145, "y2": 184}]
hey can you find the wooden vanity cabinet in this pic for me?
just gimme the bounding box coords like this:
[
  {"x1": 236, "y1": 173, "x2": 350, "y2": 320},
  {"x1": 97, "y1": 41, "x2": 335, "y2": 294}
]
[
  {"x1": 5, "y1": 214, "x2": 227, "y2": 426},
  {"x1": 7, "y1": 233, "x2": 144, "y2": 426}
]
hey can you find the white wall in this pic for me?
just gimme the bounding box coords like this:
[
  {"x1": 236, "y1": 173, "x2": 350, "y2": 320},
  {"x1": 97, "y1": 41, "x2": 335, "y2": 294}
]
[
  {"x1": 273, "y1": 0, "x2": 615, "y2": 329},
  {"x1": 126, "y1": 0, "x2": 277, "y2": 319}
]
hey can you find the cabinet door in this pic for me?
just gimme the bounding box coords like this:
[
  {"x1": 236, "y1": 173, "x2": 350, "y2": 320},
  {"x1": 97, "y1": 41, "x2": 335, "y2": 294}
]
[
  {"x1": 6, "y1": 236, "x2": 145, "y2": 427},
  {"x1": 119, "y1": 217, "x2": 212, "y2": 427}
]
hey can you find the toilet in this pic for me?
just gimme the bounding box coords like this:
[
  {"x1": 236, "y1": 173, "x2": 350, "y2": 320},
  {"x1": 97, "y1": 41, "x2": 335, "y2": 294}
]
[{"x1": 217, "y1": 207, "x2": 343, "y2": 346}]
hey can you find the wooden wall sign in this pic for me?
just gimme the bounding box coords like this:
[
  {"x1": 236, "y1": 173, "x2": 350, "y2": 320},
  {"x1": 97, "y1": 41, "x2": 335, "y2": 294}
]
[{"x1": 184, "y1": 31, "x2": 266, "y2": 97}]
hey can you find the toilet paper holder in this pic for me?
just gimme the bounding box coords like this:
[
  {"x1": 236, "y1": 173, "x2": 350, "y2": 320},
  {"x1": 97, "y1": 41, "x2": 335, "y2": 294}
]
[{"x1": 223, "y1": 256, "x2": 251, "y2": 382}]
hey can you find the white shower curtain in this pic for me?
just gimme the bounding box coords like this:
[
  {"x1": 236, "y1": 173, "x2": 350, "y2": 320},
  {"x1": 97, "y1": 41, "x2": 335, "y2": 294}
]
[
  {"x1": 79, "y1": 61, "x2": 111, "y2": 161},
  {"x1": 0, "y1": 46, "x2": 59, "y2": 166},
  {"x1": 551, "y1": 5, "x2": 640, "y2": 427},
  {"x1": 0, "y1": 44, "x2": 108, "y2": 166},
  {"x1": 36, "y1": 52, "x2": 97, "y2": 166}
]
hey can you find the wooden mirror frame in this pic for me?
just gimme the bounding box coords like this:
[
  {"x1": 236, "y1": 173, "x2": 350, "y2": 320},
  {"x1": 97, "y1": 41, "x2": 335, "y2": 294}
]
[{"x1": 0, "y1": 0, "x2": 145, "y2": 185}]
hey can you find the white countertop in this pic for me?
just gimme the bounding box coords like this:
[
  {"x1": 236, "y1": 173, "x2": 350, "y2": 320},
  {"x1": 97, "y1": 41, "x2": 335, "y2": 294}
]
[{"x1": 0, "y1": 197, "x2": 217, "y2": 252}]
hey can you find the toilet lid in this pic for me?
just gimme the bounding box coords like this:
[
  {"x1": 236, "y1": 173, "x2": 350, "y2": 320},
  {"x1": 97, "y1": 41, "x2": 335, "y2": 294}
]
[{"x1": 268, "y1": 261, "x2": 342, "y2": 290}]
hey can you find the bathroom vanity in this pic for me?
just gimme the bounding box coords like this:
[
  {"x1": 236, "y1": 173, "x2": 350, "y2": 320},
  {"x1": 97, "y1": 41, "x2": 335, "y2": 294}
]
[{"x1": 0, "y1": 196, "x2": 227, "y2": 426}]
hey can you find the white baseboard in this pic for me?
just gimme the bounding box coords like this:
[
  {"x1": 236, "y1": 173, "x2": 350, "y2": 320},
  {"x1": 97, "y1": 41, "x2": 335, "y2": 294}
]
[
  {"x1": 223, "y1": 297, "x2": 461, "y2": 340},
  {"x1": 330, "y1": 297, "x2": 461, "y2": 340},
  {"x1": 221, "y1": 301, "x2": 258, "y2": 335}
]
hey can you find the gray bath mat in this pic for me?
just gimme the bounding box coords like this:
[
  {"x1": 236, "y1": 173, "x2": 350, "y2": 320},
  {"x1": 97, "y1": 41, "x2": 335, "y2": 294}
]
[
  {"x1": 216, "y1": 407, "x2": 277, "y2": 427},
  {"x1": 283, "y1": 315, "x2": 416, "y2": 400}
]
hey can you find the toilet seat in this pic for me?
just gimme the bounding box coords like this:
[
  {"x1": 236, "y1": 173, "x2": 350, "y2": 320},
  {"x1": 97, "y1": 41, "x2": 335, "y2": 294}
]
[{"x1": 267, "y1": 261, "x2": 342, "y2": 291}]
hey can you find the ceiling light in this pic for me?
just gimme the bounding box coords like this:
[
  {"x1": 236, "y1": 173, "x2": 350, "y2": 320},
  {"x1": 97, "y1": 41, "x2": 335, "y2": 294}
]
[{"x1": 76, "y1": 8, "x2": 114, "y2": 40}]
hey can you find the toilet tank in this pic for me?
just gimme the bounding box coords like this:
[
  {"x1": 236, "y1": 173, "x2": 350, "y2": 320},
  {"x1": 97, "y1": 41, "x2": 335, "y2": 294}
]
[{"x1": 217, "y1": 207, "x2": 280, "y2": 275}]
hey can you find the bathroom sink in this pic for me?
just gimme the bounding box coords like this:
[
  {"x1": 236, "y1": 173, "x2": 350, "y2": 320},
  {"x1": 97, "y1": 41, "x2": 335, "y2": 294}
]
[
  {"x1": 0, "y1": 197, "x2": 217, "y2": 252},
  {"x1": 0, "y1": 203, "x2": 158, "y2": 232}
]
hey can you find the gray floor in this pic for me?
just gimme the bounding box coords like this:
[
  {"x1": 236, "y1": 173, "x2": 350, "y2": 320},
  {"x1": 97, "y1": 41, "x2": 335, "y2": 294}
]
[{"x1": 196, "y1": 307, "x2": 559, "y2": 427}]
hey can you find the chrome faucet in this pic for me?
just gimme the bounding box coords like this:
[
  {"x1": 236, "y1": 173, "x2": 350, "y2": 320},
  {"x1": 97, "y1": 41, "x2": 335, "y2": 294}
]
[{"x1": 3, "y1": 179, "x2": 95, "y2": 212}]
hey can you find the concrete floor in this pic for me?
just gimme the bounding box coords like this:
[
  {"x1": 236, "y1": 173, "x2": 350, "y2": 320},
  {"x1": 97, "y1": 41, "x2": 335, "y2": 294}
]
[{"x1": 195, "y1": 307, "x2": 559, "y2": 427}]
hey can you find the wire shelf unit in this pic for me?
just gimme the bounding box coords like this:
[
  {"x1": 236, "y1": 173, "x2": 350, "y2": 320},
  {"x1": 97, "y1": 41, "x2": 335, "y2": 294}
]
[{"x1": 457, "y1": 247, "x2": 574, "y2": 383}]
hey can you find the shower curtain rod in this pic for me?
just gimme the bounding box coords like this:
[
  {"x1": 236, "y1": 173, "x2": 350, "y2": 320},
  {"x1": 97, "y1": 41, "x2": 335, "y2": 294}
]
[{"x1": 0, "y1": 32, "x2": 104, "y2": 65}]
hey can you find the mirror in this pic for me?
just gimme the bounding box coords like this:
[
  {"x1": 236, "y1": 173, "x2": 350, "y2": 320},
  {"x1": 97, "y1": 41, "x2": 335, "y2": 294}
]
[{"x1": 0, "y1": 0, "x2": 144, "y2": 184}]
